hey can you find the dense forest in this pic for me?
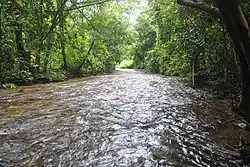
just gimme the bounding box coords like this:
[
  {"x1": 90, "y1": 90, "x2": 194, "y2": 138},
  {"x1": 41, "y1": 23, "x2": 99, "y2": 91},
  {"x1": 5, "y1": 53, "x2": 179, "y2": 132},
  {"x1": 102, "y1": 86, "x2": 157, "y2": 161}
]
[
  {"x1": 0, "y1": 0, "x2": 136, "y2": 85},
  {"x1": 1, "y1": 0, "x2": 250, "y2": 119},
  {"x1": 132, "y1": 0, "x2": 250, "y2": 121}
]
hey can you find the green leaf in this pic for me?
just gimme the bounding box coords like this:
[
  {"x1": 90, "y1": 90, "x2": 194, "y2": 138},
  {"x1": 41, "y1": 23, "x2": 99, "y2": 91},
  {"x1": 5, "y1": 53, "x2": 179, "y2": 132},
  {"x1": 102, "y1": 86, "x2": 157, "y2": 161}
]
[{"x1": 16, "y1": 0, "x2": 23, "y2": 7}]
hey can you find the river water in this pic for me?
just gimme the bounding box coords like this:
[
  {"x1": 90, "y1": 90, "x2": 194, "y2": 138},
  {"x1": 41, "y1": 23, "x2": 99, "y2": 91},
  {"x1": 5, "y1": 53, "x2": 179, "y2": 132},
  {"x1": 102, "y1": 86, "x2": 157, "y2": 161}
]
[{"x1": 0, "y1": 69, "x2": 243, "y2": 166}]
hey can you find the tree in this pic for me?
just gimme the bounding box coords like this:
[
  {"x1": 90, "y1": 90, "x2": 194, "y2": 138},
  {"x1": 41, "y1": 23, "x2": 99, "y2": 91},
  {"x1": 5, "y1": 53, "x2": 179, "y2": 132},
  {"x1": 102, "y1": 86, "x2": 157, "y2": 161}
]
[
  {"x1": 133, "y1": 8, "x2": 156, "y2": 69},
  {"x1": 177, "y1": 0, "x2": 250, "y2": 120},
  {"x1": 0, "y1": 0, "x2": 135, "y2": 85}
]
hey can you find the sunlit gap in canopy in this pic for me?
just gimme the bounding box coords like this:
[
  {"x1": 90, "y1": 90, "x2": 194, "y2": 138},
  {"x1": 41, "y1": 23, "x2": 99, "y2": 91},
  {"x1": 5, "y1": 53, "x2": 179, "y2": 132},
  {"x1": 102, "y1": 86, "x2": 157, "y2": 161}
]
[{"x1": 122, "y1": 0, "x2": 148, "y2": 24}]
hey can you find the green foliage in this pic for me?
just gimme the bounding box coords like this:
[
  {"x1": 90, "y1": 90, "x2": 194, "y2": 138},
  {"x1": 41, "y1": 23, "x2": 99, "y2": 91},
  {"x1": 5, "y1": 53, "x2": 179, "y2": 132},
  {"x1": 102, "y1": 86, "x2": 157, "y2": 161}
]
[
  {"x1": 133, "y1": 0, "x2": 240, "y2": 93},
  {"x1": 133, "y1": 7, "x2": 156, "y2": 69},
  {"x1": 4, "y1": 70, "x2": 34, "y2": 85},
  {"x1": 34, "y1": 71, "x2": 66, "y2": 83},
  {"x1": 1, "y1": 0, "x2": 242, "y2": 96},
  {"x1": 0, "y1": 0, "x2": 136, "y2": 85},
  {"x1": 117, "y1": 60, "x2": 134, "y2": 69}
]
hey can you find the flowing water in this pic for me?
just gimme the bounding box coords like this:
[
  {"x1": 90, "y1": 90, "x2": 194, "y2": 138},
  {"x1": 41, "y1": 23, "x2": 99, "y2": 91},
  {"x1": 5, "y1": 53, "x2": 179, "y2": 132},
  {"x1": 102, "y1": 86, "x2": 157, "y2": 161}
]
[{"x1": 0, "y1": 69, "x2": 243, "y2": 166}]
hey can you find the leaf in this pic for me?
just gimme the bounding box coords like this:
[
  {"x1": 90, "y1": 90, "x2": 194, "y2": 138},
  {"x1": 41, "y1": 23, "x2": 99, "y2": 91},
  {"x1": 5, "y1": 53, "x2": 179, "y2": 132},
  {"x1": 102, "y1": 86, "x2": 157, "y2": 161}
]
[{"x1": 16, "y1": 0, "x2": 23, "y2": 7}]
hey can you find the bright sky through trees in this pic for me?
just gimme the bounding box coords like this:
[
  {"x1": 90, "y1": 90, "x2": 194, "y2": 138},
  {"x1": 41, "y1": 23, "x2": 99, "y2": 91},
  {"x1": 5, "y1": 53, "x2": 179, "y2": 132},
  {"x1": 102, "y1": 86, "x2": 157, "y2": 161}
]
[{"x1": 127, "y1": 0, "x2": 148, "y2": 24}]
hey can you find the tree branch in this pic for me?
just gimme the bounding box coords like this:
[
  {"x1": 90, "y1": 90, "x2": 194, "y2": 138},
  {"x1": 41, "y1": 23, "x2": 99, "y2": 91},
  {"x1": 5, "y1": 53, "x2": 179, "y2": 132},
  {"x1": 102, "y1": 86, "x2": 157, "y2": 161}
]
[
  {"x1": 42, "y1": 0, "x2": 69, "y2": 41},
  {"x1": 42, "y1": 0, "x2": 109, "y2": 41},
  {"x1": 69, "y1": 0, "x2": 101, "y2": 34},
  {"x1": 46, "y1": 0, "x2": 110, "y2": 12},
  {"x1": 177, "y1": 0, "x2": 220, "y2": 17},
  {"x1": 77, "y1": 40, "x2": 95, "y2": 70},
  {"x1": 64, "y1": 0, "x2": 109, "y2": 11}
]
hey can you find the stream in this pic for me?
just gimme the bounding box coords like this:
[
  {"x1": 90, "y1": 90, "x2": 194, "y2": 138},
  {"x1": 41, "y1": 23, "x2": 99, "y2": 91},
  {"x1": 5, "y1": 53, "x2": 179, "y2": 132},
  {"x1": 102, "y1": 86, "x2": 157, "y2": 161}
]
[{"x1": 0, "y1": 69, "x2": 242, "y2": 166}]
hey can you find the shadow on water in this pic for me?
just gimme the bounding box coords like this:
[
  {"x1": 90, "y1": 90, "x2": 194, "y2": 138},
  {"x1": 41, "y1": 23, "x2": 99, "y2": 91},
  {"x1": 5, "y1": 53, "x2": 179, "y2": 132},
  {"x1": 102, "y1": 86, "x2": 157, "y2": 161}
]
[{"x1": 0, "y1": 69, "x2": 246, "y2": 166}]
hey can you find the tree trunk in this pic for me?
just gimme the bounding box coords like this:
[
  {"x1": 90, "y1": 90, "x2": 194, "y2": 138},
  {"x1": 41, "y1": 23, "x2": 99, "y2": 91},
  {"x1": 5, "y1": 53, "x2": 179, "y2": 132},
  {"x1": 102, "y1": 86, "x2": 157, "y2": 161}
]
[
  {"x1": 73, "y1": 40, "x2": 94, "y2": 75},
  {"x1": 234, "y1": 40, "x2": 250, "y2": 116},
  {"x1": 215, "y1": 0, "x2": 250, "y2": 118},
  {"x1": 43, "y1": 1, "x2": 53, "y2": 73},
  {"x1": 192, "y1": 44, "x2": 203, "y2": 87},
  {"x1": 0, "y1": 3, "x2": 2, "y2": 45},
  {"x1": 43, "y1": 34, "x2": 52, "y2": 73},
  {"x1": 34, "y1": 0, "x2": 44, "y2": 73},
  {"x1": 192, "y1": 53, "x2": 200, "y2": 87},
  {"x1": 61, "y1": 38, "x2": 67, "y2": 71},
  {"x1": 16, "y1": 23, "x2": 30, "y2": 71},
  {"x1": 177, "y1": 0, "x2": 250, "y2": 120},
  {"x1": 77, "y1": 41, "x2": 95, "y2": 70},
  {"x1": 57, "y1": 0, "x2": 67, "y2": 71},
  {"x1": 0, "y1": 4, "x2": 3, "y2": 72}
]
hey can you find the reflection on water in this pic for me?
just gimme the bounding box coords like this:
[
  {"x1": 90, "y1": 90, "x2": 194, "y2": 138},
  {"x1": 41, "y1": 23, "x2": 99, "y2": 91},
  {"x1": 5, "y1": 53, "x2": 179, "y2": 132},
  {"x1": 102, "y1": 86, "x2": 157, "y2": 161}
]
[{"x1": 0, "y1": 69, "x2": 241, "y2": 166}]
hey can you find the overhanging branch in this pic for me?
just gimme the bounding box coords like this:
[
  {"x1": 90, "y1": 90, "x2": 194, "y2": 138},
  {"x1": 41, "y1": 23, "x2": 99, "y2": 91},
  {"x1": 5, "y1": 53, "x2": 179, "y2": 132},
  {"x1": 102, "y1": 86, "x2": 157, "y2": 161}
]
[
  {"x1": 177, "y1": 0, "x2": 220, "y2": 17},
  {"x1": 42, "y1": 0, "x2": 109, "y2": 41},
  {"x1": 69, "y1": 0, "x2": 102, "y2": 34},
  {"x1": 46, "y1": 0, "x2": 110, "y2": 12}
]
